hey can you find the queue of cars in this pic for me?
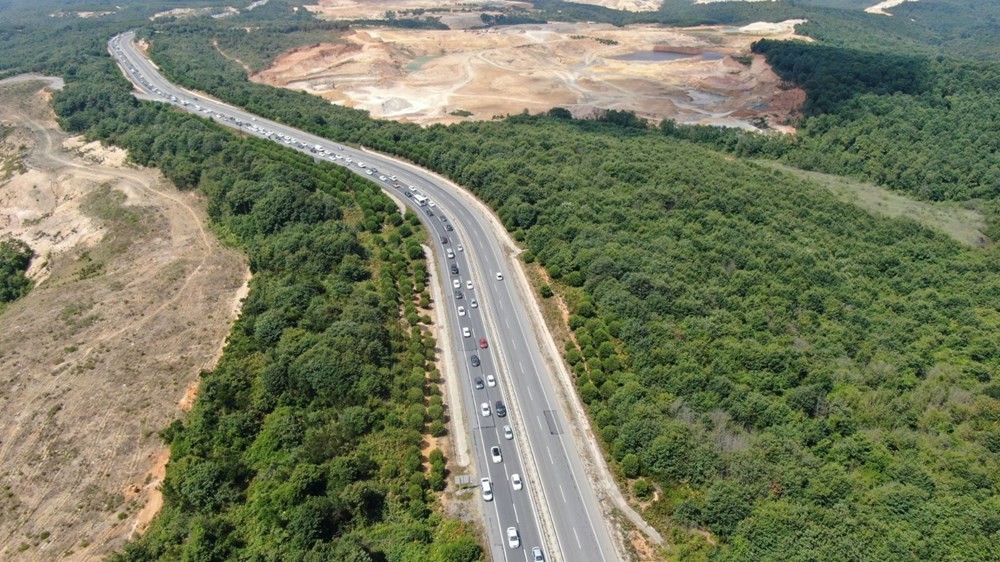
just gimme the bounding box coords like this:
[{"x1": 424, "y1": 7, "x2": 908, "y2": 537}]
[{"x1": 112, "y1": 35, "x2": 544, "y2": 559}]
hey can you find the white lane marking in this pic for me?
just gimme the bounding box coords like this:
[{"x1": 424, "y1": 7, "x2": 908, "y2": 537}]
[
  {"x1": 559, "y1": 484, "x2": 567, "y2": 503},
  {"x1": 546, "y1": 445, "x2": 554, "y2": 465},
  {"x1": 525, "y1": 384, "x2": 533, "y2": 402},
  {"x1": 573, "y1": 528, "x2": 582, "y2": 549}
]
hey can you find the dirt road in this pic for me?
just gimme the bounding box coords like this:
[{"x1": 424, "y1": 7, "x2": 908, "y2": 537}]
[{"x1": 0, "y1": 78, "x2": 247, "y2": 560}]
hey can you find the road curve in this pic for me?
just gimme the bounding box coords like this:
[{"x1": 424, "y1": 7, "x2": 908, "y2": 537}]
[{"x1": 109, "y1": 31, "x2": 624, "y2": 562}]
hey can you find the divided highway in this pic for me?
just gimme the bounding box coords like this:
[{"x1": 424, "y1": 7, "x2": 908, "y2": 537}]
[{"x1": 109, "y1": 31, "x2": 620, "y2": 562}]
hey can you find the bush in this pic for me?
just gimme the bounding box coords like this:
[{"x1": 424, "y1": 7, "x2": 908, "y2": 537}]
[{"x1": 633, "y1": 478, "x2": 653, "y2": 499}]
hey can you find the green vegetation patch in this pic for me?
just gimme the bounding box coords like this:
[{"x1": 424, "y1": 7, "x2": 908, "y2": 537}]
[{"x1": 0, "y1": 236, "x2": 33, "y2": 305}]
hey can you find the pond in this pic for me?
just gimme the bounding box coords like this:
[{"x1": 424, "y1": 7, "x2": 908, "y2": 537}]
[
  {"x1": 611, "y1": 51, "x2": 694, "y2": 62},
  {"x1": 404, "y1": 55, "x2": 440, "y2": 72}
]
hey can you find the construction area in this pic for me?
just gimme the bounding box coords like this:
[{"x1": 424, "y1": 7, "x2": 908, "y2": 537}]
[{"x1": 257, "y1": 8, "x2": 807, "y2": 129}]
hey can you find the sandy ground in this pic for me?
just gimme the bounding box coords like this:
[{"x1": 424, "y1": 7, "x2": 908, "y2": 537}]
[
  {"x1": 865, "y1": 0, "x2": 917, "y2": 15},
  {"x1": 252, "y1": 21, "x2": 807, "y2": 129},
  {"x1": 305, "y1": 0, "x2": 530, "y2": 21},
  {"x1": 569, "y1": 0, "x2": 663, "y2": 12},
  {"x1": 0, "y1": 79, "x2": 248, "y2": 560}
]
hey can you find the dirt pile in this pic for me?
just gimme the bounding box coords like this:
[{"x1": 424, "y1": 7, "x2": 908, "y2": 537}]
[
  {"x1": 252, "y1": 21, "x2": 807, "y2": 129},
  {"x1": 0, "y1": 78, "x2": 247, "y2": 560}
]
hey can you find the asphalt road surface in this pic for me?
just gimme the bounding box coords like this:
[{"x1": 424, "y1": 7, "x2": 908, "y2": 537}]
[{"x1": 109, "y1": 31, "x2": 620, "y2": 562}]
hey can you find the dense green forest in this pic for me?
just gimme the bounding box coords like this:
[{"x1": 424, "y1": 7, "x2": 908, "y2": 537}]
[
  {"x1": 3, "y1": 0, "x2": 1000, "y2": 560},
  {"x1": 0, "y1": 236, "x2": 32, "y2": 305}
]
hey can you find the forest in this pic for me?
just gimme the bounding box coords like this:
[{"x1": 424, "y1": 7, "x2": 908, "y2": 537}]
[{"x1": 1, "y1": 0, "x2": 999, "y2": 560}]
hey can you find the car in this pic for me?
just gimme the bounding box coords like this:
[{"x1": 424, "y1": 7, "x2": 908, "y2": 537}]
[
  {"x1": 458, "y1": 306, "x2": 466, "y2": 316},
  {"x1": 441, "y1": 236, "x2": 449, "y2": 244},
  {"x1": 506, "y1": 527, "x2": 519, "y2": 549},
  {"x1": 511, "y1": 473, "x2": 523, "y2": 491},
  {"x1": 480, "y1": 337, "x2": 488, "y2": 349},
  {"x1": 475, "y1": 376, "x2": 485, "y2": 390},
  {"x1": 471, "y1": 355, "x2": 480, "y2": 367},
  {"x1": 379, "y1": 175, "x2": 386, "y2": 181},
  {"x1": 429, "y1": 200, "x2": 436, "y2": 207},
  {"x1": 440, "y1": 215, "x2": 448, "y2": 222},
  {"x1": 409, "y1": 186, "x2": 417, "y2": 191},
  {"x1": 446, "y1": 249, "x2": 455, "y2": 259},
  {"x1": 390, "y1": 175, "x2": 398, "y2": 181},
  {"x1": 495, "y1": 401, "x2": 506, "y2": 417},
  {"x1": 425, "y1": 209, "x2": 434, "y2": 217},
  {"x1": 455, "y1": 290, "x2": 463, "y2": 300},
  {"x1": 453, "y1": 279, "x2": 461, "y2": 289},
  {"x1": 496, "y1": 272, "x2": 504, "y2": 280},
  {"x1": 466, "y1": 280, "x2": 474, "y2": 290},
  {"x1": 481, "y1": 477, "x2": 493, "y2": 501},
  {"x1": 450, "y1": 264, "x2": 459, "y2": 275},
  {"x1": 503, "y1": 424, "x2": 513, "y2": 440},
  {"x1": 532, "y1": 547, "x2": 545, "y2": 562},
  {"x1": 458, "y1": 244, "x2": 464, "y2": 252},
  {"x1": 366, "y1": 170, "x2": 373, "y2": 176},
  {"x1": 471, "y1": 299, "x2": 478, "y2": 308},
  {"x1": 462, "y1": 327, "x2": 471, "y2": 337},
  {"x1": 491, "y1": 446, "x2": 502, "y2": 463},
  {"x1": 404, "y1": 191, "x2": 413, "y2": 198},
  {"x1": 445, "y1": 224, "x2": 454, "y2": 231},
  {"x1": 487, "y1": 374, "x2": 496, "y2": 387},
  {"x1": 480, "y1": 402, "x2": 491, "y2": 417}
]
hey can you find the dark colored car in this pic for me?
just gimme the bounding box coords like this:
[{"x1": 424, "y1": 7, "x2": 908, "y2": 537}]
[
  {"x1": 426, "y1": 209, "x2": 434, "y2": 217},
  {"x1": 454, "y1": 290, "x2": 463, "y2": 300},
  {"x1": 495, "y1": 401, "x2": 507, "y2": 417},
  {"x1": 404, "y1": 191, "x2": 412, "y2": 197},
  {"x1": 441, "y1": 236, "x2": 448, "y2": 244},
  {"x1": 475, "y1": 377, "x2": 485, "y2": 389},
  {"x1": 445, "y1": 224, "x2": 454, "y2": 231},
  {"x1": 451, "y1": 264, "x2": 459, "y2": 275},
  {"x1": 471, "y1": 355, "x2": 480, "y2": 367}
]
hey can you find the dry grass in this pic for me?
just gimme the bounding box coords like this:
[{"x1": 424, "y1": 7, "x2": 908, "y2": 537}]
[{"x1": 761, "y1": 161, "x2": 990, "y2": 248}]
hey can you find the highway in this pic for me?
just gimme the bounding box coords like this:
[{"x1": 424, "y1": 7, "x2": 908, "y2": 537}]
[{"x1": 109, "y1": 31, "x2": 620, "y2": 562}]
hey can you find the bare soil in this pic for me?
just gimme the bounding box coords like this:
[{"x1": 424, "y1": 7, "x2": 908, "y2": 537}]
[
  {"x1": 0, "y1": 79, "x2": 248, "y2": 560},
  {"x1": 252, "y1": 20, "x2": 807, "y2": 129}
]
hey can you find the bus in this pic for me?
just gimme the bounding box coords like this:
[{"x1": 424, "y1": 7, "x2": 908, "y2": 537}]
[{"x1": 413, "y1": 194, "x2": 428, "y2": 206}]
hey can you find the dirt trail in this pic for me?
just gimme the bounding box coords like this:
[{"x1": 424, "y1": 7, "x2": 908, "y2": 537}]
[{"x1": 0, "y1": 78, "x2": 247, "y2": 560}]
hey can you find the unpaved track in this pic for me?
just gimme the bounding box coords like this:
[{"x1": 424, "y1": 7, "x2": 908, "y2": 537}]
[{"x1": 0, "y1": 78, "x2": 247, "y2": 561}]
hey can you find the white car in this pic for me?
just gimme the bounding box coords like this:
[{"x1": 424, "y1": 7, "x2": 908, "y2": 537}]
[
  {"x1": 409, "y1": 186, "x2": 417, "y2": 191},
  {"x1": 496, "y1": 272, "x2": 504, "y2": 280},
  {"x1": 379, "y1": 175, "x2": 386, "y2": 181},
  {"x1": 507, "y1": 527, "x2": 520, "y2": 549},
  {"x1": 390, "y1": 175, "x2": 398, "y2": 181},
  {"x1": 503, "y1": 425, "x2": 513, "y2": 440},
  {"x1": 458, "y1": 306, "x2": 466, "y2": 317},
  {"x1": 429, "y1": 200, "x2": 436, "y2": 207},
  {"x1": 471, "y1": 299, "x2": 478, "y2": 309},
  {"x1": 532, "y1": 547, "x2": 545, "y2": 561},
  {"x1": 480, "y1": 402, "x2": 491, "y2": 417},
  {"x1": 491, "y1": 445, "x2": 502, "y2": 463},
  {"x1": 481, "y1": 478, "x2": 493, "y2": 501},
  {"x1": 486, "y1": 374, "x2": 496, "y2": 387},
  {"x1": 447, "y1": 249, "x2": 455, "y2": 259},
  {"x1": 466, "y1": 280, "x2": 473, "y2": 290},
  {"x1": 458, "y1": 244, "x2": 464, "y2": 252},
  {"x1": 463, "y1": 327, "x2": 471, "y2": 338},
  {"x1": 452, "y1": 279, "x2": 461, "y2": 289},
  {"x1": 511, "y1": 473, "x2": 523, "y2": 491}
]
